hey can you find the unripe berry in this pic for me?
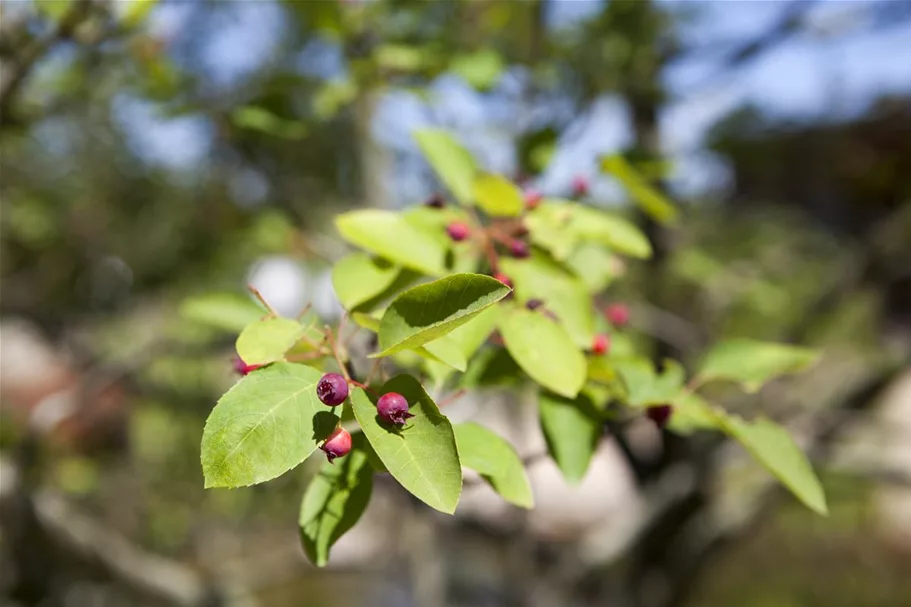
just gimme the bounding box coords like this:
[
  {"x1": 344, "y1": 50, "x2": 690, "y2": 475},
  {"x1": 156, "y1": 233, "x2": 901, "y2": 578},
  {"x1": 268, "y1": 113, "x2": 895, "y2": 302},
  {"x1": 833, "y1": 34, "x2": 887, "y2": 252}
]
[
  {"x1": 446, "y1": 222, "x2": 470, "y2": 242},
  {"x1": 592, "y1": 334, "x2": 610, "y2": 355},
  {"x1": 524, "y1": 188, "x2": 543, "y2": 210},
  {"x1": 377, "y1": 392, "x2": 413, "y2": 426},
  {"x1": 646, "y1": 404, "x2": 673, "y2": 428},
  {"x1": 493, "y1": 272, "x2": 512, "y2": 288},
  {"x1": 425, "y1": 193, "x2": 446, "y2": 209},
  {"x1": 321, "y1": 427, "x2": 352, "y2": 463},
  {"x1": 571, "y1": 175, "x2": 589, "y2": 198},
  {"x1": 510, "y1": 240, "x2": 530, "y2": 259},
  {"x1": 605, "y1": 303, "x2": 630, "y2": 327},
  {"x1": 317, "y1": 373, "x2": 349, "y2": 407},
  {"x1": 525, "y1": 298, "x2": 544, "y2": 311},
  {"x1": 233, "y1": 358, "x2": 261, "y2": 376}
]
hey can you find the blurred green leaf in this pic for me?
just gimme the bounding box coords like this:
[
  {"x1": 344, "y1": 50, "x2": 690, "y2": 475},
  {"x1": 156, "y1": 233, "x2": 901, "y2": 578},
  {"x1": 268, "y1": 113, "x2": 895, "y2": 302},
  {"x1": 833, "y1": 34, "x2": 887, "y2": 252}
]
[
  {"x1": 351, "y1": 376, "x2": 462, "y2": 513},
  {"x1": 666, "y1": 392, "x2": 721, "y2": 435},
  {"x1": 422, "y1": 336, "x2": 468, "y2": 372},
  {"x1": 601, "y1": 155, "x2": 677, "y2": 224},
  {"x1": 232, "y1": 106, "x2": 307, "y2": 140},
  {"x1": 201, "y1": 363, "x2": 338, "y2": 488},
  {"x1": 236, "y1": 317, "x2": 305, "y2": 365},
  {"x1": 336, "y1": 210, "x2": 447, "y2": 276},
  {"x1": 332, "y1": 253, "x2": 401, "y2": 311},
  {"x1": 539, "y1": 390, "x2": 601, "y2": 483},
  {"x1": 612, "y1": 357, "x2": 685, "y2": 408},
  {"x1": 450, "y1": 49, "x2": 504, "y2": 90},
  {"x1": 121, "y1": 0, "x2": 159, "y2": 28},
  {"x1": 564, "y1": 243, "x2": 618, "y2": 293},
  {"x1": 527, "y1": 201, "x2": 651, "y2": 259},
  {"x1": 697, "y1": 339, "x2": 820, "y2": 392},
  {"x1": 414, "y1": 129, "x2": 478, "y2": 205},
  {"x1": 313, "y1": 79, "x2": 357, "y2": 119},
  {"x1": 180, "y1": 293, "x2": 266, "y2": 333},
  {"x1": 454, "y1": 423, "x2": 533, "y2": 508},
  {"x1": 473, "y1": 173, "x2": 524, "y2": 217}
]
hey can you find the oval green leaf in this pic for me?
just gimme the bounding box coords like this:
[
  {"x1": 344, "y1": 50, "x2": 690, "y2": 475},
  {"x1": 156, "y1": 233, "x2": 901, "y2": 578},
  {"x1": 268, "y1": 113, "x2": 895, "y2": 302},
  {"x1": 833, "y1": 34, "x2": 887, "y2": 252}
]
[
  {"x1": 299, "y1": 434, "x2": 374, "y2": 567},
  {"x1": 236, "y1": 317, "x2": 305, "y2": 365},
  {"x1": 601, "y1": 155, "x2": 678, "y2": 224},
  {"x1": 472, "y1": 173, "x2": 523, "y2": 217},
  {"x1": 336, "y1": 210, "x2": 447, "y2": 276},
  {"x1": 351, "y1": 375, "x2": 462, "y2": 513},
  {"x1": 373, "y1": 273, "x2": 511, "y2": 357},
  {"x1": 499, "y1": 308, "x2": 586, "y2": 398},
  {"x1": 201, "y1": 363, "x2": 338, "y2": 488},
  {"x1": 331, "y1": 253, "x2": 401, "y2": 310},
  {"x1": 538, "y1": 390, "x2": 601, "y2": 484},
  {"x1": 180, "y1": 293, "x2": 265, "y2": 333},
  {"x1": 697, "y1": 339, "x2": 820, "y2": 392},
  {"x1": 454, "y1": 423, "x2": 533, "y2": 508},
  {"x1": 414, "y1": 129, "x2": 477, "y2": 205}
]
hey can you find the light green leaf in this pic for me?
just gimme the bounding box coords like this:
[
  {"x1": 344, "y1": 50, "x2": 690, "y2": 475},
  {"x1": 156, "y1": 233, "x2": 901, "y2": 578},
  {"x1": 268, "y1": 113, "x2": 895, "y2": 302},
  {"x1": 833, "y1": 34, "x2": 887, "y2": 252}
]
[
  {"x1": 525, "y1": 203, "x2": 578, "y2": 260},
  {"x1": 499, "y1": 307, "x2": 586, "y2": 398},
  {"x1": 423, "y1": 337, "x2": 468, "y2": 372},
  {"x1": 35, "y1": 0, "x2": 71, "y2": 22},
  {"x1": 201, "y1": 363, "x2": 338, "y2": 488},
  {"x1": 299, "y1": 434, "x2": 373, "y2": 567},
  {"x1": 180, "y1": 293, "x2": 265, "y2": 333},
  {"x1": 351, "y1": 376, "x2": 462, "y2": 513},
  {"x1": 373, "y1": 273, "x2": 511, "y2": 357},
  {"x1": 526, "y1": 201, "x2": 651, "y2": 259},
  {"x1": 331, "y1": 253, "x2": 401, "y2": 311},
  {"x1": 414, "y1": 129, "x2": 477, "y2": 205},
  {"x1": 666, "y1": 392, "x2": 722, "y2": 435},
  {"x1": 612, "y1": 357, "x2": 685, "y2": 408},
  {"x1": 500, "y1": 254, "x2": 594, "y2": 347},
  {"x1": 450, "y1": 49, "x2": 504, "y2": 90},
  {"x1": 697, "y1": 339, "x2": 820, "y2": 392},
  {"x1": 235, "y1": 317, "x2": 305, "y2": 365},
  {"x1": 601, "y1": 155, "x2": 678, "y2": 224},
  {"x1": 539, "y1": 390, "x2": 601, "y2": 483},
  {"x1": 232, "y1": 106, "x2": 307, "y2": 140},
  {"x1": 444, "y1": 304, "x2": 501, "y2": 360},
  {"x1": 121, "y1": 0, "x2": 159, "y2": 28},
  {"x1": 718, "y1": 414, "x2": 827, "y2": 515},
  {"x1": 564, "y1": 243, "x2": 619, "y2": 293},
  {"x1": 375, "y1": 44, "x2": 426, "y2": 71},
  {"x1": 472, "y1": 173, "x2": 523, "y2": 217},
  {"x1": 454, "y1": 423, "x2": 533, "y2": 508},
  {"x1": 336, "y1": 210, "x2": 447, "y2": 276}
]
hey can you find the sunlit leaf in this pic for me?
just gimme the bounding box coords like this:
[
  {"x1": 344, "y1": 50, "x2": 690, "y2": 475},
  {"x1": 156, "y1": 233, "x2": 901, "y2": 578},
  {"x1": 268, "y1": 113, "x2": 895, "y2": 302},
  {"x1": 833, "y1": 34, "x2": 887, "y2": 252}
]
[
  {"x1": 454, "y1": 423, "x2": 533, "y2": 508},
  {"x1": 235, "y1": 317, "x2": 305, "y2": 365},
  {"x1": 336, "y1": 210, "x2": 447, "y2": 276},
  {"x1": 472, "y1": 173, "x2": 523, "y2": 217},
  {"x1": 180, "y1": 293, "x2": 265, "y2": 333},
  {"x1": 414, "y1": 129, "x2": 477, "y2": 205},
  {"x1": 450, "y1": 49, "x2": 504, "y2": 90},
  {"x1": 601, "y1": 155, "x2": 677, "y2": 224},
  {"x1": 331, "y1": 253, "x2": 401, "y2": 310},
  {"x1": 697, "y1": 339, "x2": 820, "y2": 392}
]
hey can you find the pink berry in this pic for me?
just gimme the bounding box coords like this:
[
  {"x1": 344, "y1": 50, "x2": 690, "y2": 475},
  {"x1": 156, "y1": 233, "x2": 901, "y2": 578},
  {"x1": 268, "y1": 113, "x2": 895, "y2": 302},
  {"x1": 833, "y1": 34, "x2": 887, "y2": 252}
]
[
  {"x1": 510, "y1": 240, "x2": 530, "y2": 259},
  {"x1": 233, "y1": 358, "x2": 261, "y2": 376},
  {"x1": 446, "y1": 222, "x2": 470, "y2": 242},
  {"x1": 571, "y1": 175, "x2": 589, "y2": 198},
  {"x1": 493, "y1": 272, "x2": 512, "y2": 288},
  {"x1": 317, "y1": 373, "x2": 349, "y2": 406},
  {"x1": 605, "y1": 303, "x2": 630, "y2": 327},
  {"x1": 321, "y1": 427, "x2": 352, "y2": 463},
  {"x1": 592, "y1": 334, "x2": 610, "y2": 355},
  {"x1": 646, "y1": 404, "x2": 673, "y2": 428},
  {"x1": 524, "y1": 189, "x2": 543, "y2": 210},
  {"x1": 377, "y1": 392, "x2": 413, "y2": 426}
]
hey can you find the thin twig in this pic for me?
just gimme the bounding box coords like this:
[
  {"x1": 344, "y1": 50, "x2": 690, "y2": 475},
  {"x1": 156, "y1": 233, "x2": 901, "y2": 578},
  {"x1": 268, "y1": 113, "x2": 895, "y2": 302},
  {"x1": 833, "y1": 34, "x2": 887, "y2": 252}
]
[{"x1": 247, "y1": 285, "x2": 278, "y2": 317}]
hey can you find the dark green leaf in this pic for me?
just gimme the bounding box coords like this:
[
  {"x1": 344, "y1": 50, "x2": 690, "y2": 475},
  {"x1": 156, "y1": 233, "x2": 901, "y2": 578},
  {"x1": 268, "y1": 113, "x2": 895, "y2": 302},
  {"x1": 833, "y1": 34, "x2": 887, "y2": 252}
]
[{"x1": 454, "y1": 423, "x2": 533, "y2": 508}]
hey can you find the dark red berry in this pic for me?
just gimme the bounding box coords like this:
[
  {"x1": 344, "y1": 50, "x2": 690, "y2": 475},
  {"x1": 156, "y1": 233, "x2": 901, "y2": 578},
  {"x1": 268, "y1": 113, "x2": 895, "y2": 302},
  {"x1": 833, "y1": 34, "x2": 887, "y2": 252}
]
[
  {"x1": 446, "y1": 222, "x2": 470, "y2": 242},
  {"x1": 510, "y1": 240, "x2": 530, "y2": 259},
  {"x1": 525, "y1": 298, "x2": 544, "y2": 311},
  {"x1": 493, "y1": 272, "x2": 512, "y2": 288},
  {"x1": 233, "y1": 358, "x2": 261, "y2": 376},
  {"x1": 425, "y1": 193, "x2": 446, "y2": 209},
  {"x1": 377, "y1": 392, "x2": 413, "y2": 426},
  {"x1": 524, "y1": 188, "x2": 543, "y2": 210},
  {"x1": 592, "y1": 334, "x2": 610, "y2": 355},
  {"x1": 646, "y1": 404, "x2": 673, "y2": 428},
  {"x1": 571, "y1": 175, "x2": 589, "y2": 198},
  {"x1": 321, "y1": 427, "x2": 352, "y2": 463},
  {"x1": 605, "y1": 303, "x2": 630, "y2": 327},
  {"x1": 317, "y1": 373, "x2": 349, "y2": 406}
]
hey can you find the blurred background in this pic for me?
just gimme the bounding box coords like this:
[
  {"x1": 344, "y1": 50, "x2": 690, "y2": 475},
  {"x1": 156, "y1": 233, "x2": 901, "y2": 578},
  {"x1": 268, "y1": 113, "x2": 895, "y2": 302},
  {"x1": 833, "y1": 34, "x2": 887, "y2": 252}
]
[{"x1": 1, "y1": 1, "x2": 910, "y2": 606}]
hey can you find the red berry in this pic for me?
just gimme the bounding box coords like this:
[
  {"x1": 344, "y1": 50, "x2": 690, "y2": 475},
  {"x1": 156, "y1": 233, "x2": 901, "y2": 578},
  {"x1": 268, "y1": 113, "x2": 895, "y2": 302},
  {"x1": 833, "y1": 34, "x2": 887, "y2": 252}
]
[
  {"x1": 425, "y1": 193, "x2": 445, "y2": 209},
  {"x1": 321, "y1": 427, "x2": 352, "y2": 463},
  {"x1": 510, "y1": 240, "x2": 530, "y2": 259},
  {"x1": 317, "y1": 373, "x2": 349, "y2": 406},
  {"x1": 605, "y1": 303, "x2": 630, "y2": 327},
  {"x1": 493, "y1": 272, "x2": 512, "y2": 288},
  {"x1": 592, "y1": 334, "x2": 610, "y2": 355},
  {"x1": 571, "y1": 175, "x2": 589, "y2": 198},
  {"x1": 377, "y1": 392, "x2": 413, "y2": 426},
  {"x1": 524, "y1": 188, "x2": 543, "y2": 210},
  {"x1": 646, "y1": 404, "x2": 673, "y2": 428},
  {"x1": 233, "y1": 358, "x2": 261, "y2": 376},
  {"x1": 525, "y1": 298, "x2": 544, "y2": 311},
  {"x1": 446, "y1": 222, "x2": 470, "y2": 242}
]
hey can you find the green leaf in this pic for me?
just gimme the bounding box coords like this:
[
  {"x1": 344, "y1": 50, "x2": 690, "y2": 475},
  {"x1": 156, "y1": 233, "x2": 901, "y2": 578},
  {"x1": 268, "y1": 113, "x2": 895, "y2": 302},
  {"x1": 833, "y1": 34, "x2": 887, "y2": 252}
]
[
  {"x1": 461, "y1": 347, "x2": 522, "y2": 389},
  {"x1": 601, "y1": 155, "x2": 678, "y2": 224},
  {"x1": 232, "y1": 106, "x2": 307, "y2": 140},
  {"x1": 718, "y1": 414, "x2": 827, "y2": 515},
  {"x1": 414, "y1": 129, "x2": 478, "y2": 205},
  {"x1": 666, "y1": 392, "x2": 722, "y2": 435},
  {"x1": 201, "y1": 363, "x2": 338, "y2": 488},
  {"x1": 454, "y1": 423, "x2": 533, "y2": 508},
  {"x1": 235, "y1": 317, "x2": 305, "y2": 365},
  {"x1": 180, "y1": 293, "x2": 265, "y2": 333},
  {"x1": 373, "y1": 273, "x2": 511, "y2": 357},
  {"x1": 525, "y1": 204, "x2": 578, "y2": 260},
  {"x1": 331, "y1": 253, "x2": 401, "y2": 311},
  {"x1": 336, "y1": 210, "x2": 447, "y2": 276},
  {"x1": 612, "y1": 357, "x2": 685, "y2": 408},
  {"x1": 526, "y1": 201, "x2": 651, "y2": 259},
  {"x1": 539, "y1": 390, "x2": 601, "y2": 483},
  {"x1": 351, "y1": 376, "x2": 462, "y2": 513},
  {"x1": 422, "y1": 337, "x2": 468, "y2": 372},
  {"x1": 444, "y1": 304, "x2": 501, "y2": 360},
  {"x1": 35, "y1": 0, "x2": 71, "y2": 22},
  {"x1": 472, "y1": 173, "x2": 523, "y2": 217},
  {"x1": 564, "y1": 243, "x2": 619, "y2": 293},
  {"x1": 499, "y1": 253, "x2": 594, "y2": 347},
  {"x1": 299, "y1": 434, "x2": 373, "y2": 567},
  {"x1": 697, "y1": 339, "x2": 820, "y2": 392},
  {"x1": 450, "y1": 49, "x2": 504, "y2": 91},
  {"x1": 121, "y1": 0, "x2": 159, "y2": 28},
  {"x1": 499, "y1": 307, "x2": 586, "y2": 398}
]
